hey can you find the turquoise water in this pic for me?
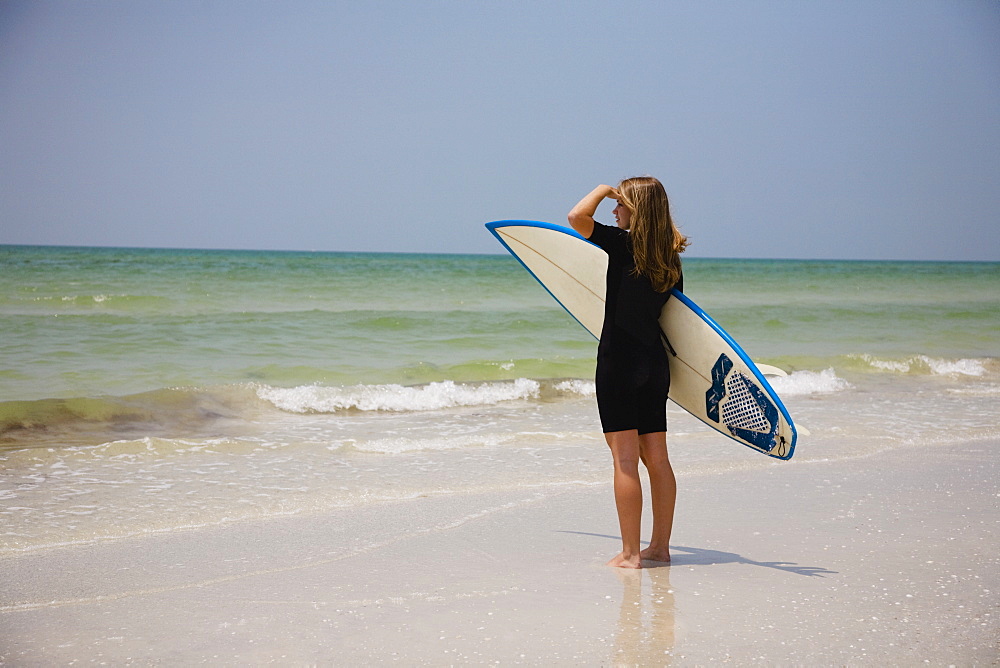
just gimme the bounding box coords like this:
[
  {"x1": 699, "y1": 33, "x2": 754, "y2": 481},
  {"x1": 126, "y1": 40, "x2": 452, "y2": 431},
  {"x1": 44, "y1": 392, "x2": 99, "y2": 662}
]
[
  {"x1": 3, "y1": 246, "x2": 996, "y2": 403},
  {"x1": 1, "y1": 247, "x2": 593, "y2": 400},
  {"x1": 1, "y1": 244, "x2": 998, "y2": 553}
]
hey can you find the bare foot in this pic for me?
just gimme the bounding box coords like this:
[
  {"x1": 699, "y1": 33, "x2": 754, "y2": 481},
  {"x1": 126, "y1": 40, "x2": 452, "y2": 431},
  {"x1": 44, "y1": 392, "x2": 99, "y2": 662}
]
[
  {"x1": 606, "y1": 552, "x2": 642, "y2": 569},
  {"x1": 640, "y1": 546, "x2": 671, "y2": 563}
]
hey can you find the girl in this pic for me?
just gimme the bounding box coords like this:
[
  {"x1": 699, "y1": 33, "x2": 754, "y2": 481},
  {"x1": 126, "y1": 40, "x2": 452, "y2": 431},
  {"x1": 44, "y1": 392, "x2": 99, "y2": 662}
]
[{"x1": 567, "y1": 177, "x2": 688, "y2": 568}]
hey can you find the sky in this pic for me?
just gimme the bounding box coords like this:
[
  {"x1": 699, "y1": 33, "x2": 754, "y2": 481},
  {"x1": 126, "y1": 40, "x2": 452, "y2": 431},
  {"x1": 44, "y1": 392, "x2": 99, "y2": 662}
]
[{"x1": 1, "y1": 1, "x2": 998, "y2": 261}]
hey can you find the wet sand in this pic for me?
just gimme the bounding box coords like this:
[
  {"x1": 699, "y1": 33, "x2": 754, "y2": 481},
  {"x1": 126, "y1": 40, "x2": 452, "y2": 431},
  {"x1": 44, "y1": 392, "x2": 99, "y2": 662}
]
[{"x1": 2, "y1": 440, "x2": 997, "y2": 665}]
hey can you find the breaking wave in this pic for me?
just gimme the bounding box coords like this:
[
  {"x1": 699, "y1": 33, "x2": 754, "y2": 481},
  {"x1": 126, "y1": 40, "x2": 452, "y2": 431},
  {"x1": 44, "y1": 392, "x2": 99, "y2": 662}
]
[
  {"x1": 852, "y1": 354, "x2": 987, "y2": 377},
  {"x1": 766, "y1": 369, "x2": 850, "y2": 396},
  {"x1": 257, "y1": 378, "x2": 542, "y2": 413}
]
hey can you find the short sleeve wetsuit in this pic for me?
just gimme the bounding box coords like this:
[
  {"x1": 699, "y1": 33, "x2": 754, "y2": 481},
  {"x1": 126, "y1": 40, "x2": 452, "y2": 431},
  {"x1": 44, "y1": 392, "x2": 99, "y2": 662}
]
[{"x1": 588, "y1": 222, "x2": 683, "y2": 434}]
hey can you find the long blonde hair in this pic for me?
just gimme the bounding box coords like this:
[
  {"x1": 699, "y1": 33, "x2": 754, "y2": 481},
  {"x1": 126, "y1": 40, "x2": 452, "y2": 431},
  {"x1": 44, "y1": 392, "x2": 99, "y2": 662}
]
[{"x1": 617, "y1": 176, "x2": 688, "y2": 292}]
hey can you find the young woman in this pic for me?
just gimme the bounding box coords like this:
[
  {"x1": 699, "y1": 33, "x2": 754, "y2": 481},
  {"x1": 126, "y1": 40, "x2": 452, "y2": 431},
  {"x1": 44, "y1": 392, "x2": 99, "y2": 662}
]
[{"x1": 567, "y1": 177, "x2": 688, "y2": 569}]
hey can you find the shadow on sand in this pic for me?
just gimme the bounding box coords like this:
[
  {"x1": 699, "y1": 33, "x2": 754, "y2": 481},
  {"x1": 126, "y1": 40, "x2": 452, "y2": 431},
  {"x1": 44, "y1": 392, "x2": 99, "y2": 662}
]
[{"x1": 558, "y1": 531, "x2": 837, "y2": 577}]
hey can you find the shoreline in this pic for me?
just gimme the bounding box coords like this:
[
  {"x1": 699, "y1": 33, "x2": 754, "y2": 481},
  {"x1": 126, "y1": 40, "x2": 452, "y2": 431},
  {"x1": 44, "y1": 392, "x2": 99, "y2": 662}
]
[{"x1": 2, "y1": 438, "x2": 997, "y2": 664}]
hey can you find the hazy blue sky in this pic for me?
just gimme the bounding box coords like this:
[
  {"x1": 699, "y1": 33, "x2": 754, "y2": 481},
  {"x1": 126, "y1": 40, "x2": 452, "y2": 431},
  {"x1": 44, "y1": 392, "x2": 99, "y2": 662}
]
[{"x1": 2, "y1": 1, "x2": 998, "y2": 260}]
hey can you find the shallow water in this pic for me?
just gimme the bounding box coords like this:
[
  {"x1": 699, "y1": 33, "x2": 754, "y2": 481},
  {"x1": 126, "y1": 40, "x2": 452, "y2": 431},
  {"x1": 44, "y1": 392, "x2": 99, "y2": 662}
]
[{"x1": 1, "y1": 244, "x2": 998, "y2": 554}]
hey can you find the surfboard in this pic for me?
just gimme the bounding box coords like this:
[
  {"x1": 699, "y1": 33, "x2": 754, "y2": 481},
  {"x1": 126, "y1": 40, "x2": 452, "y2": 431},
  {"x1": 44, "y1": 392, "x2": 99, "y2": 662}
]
[{"x1": 486, "y1": 220, "x2": 797, "y2": 460}]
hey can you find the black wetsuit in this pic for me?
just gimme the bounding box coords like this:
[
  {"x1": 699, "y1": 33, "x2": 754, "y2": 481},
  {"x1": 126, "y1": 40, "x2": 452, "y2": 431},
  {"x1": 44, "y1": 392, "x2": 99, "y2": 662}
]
[{"x1": 588, "y1": 222, "x2": 682, "y2": 434}]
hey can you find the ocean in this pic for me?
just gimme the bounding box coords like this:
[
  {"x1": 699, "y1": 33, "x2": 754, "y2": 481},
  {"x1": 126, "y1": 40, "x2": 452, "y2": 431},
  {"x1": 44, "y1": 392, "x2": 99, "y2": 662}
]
[{"x1": 1, "y1": 244, "x2": 998, "y2": 555}]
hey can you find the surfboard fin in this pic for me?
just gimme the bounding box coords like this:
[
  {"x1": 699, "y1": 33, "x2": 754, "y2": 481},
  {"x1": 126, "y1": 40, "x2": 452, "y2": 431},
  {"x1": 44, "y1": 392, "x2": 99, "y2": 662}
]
[{"x1": 756, "y1": 364, "x2": 788, "y2": 377}]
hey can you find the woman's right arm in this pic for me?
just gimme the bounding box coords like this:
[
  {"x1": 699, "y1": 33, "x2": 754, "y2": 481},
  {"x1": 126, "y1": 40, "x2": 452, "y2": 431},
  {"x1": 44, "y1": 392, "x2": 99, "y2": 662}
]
[{"x1": 568, "y1": 184, "x2": 618, "y2": 239}]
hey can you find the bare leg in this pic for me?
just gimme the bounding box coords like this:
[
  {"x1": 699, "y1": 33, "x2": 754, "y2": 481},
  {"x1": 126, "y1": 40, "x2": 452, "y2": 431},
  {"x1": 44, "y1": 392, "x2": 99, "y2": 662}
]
[
  {"x1": 638, "y1": 431, "x2": 675, "y2": 563},
  {"x1": 605, "y1": 430, "x2": 643, "y2": 569}
]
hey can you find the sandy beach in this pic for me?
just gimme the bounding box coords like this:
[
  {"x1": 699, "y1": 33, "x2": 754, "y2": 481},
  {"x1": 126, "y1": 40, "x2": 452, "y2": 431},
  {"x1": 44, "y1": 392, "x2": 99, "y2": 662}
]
[
  {"x1": 2, "y1": 438, "x2": 996, "y2": 666},
  {"x1": 4, "y1": 1, "x2": 999, "y2": 663}
]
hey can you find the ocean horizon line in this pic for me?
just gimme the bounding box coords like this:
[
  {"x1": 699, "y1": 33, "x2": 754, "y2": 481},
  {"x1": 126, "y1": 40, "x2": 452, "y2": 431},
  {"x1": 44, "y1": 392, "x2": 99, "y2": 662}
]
[{"x1": 2, "y1": 242, "x2": 997, "y2": 265}]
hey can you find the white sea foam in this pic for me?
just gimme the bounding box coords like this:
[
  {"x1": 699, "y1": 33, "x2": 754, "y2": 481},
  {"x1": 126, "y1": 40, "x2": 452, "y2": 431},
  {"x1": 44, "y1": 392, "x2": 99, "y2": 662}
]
[
  {"x1": 854, "y1": 354, "x2": 987, "y2": 377},
  {"x1": 554, "y1": 379, "x2": 596, "y2": 396},
  {"x1": 768, "y1": 369, "x2": 850, "y2": 395},
  {"x1": 919, "y1": 356, "x2": 986, "y2": 377},
  {"x1": 258, "y1": 378, "x2": 541, "y2": 414},
  {"x1": 339, "y1": 433, "x2": 515, "y2": 455},
  {"x1": 946, "y1": 384, "x2": 1000, "y2": 397},
  {"x1": 856, "y1": 354, "x2": 911, "y2": 373}
]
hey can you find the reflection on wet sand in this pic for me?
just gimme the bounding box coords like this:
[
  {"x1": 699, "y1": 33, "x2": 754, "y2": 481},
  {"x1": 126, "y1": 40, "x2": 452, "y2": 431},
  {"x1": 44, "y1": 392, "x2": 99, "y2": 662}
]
[{"x1": 611, "y1": 566, "x2": 676, "y2": 666}]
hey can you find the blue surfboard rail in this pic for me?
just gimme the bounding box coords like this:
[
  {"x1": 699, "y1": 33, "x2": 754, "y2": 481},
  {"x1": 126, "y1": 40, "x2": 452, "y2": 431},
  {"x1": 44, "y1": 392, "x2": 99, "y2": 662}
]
[
  {"x1": 486, "y1": 219, "x2": 797, "y2": 460},
  {"x1": 669, "y1": 288, "x2": 797, "y2": 459}
]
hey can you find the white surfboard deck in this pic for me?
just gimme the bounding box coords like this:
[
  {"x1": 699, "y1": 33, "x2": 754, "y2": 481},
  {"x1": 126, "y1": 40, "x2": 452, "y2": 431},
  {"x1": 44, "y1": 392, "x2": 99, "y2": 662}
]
[{"x1": 486, "y1": 220, "x2": 797, "y2": 459}]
